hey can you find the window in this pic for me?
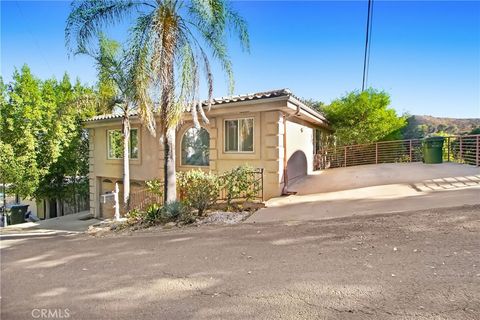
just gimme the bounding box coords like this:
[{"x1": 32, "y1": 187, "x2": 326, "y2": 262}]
[
  {"x1": 181, "y1": 127, "x2": 210, "y2": 166},
  {"x1": 224, "y1": 118, "x2": 254, "y2": 152},
  {"x1": 107, "y1": 129, "x2": 139, "y2": 159}
]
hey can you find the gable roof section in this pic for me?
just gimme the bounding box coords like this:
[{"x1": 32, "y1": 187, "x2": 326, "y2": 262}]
[{"x1": 85, "y1": 88, "x2": 328, "y2": 126}]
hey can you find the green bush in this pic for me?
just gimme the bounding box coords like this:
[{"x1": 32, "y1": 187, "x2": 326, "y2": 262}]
[
  {"x1": 125, "y1": 202, "x2": 189, "y2": 226},
  {"x1": 177, "y1": 170, "x2": 220, "y2": 216},
  {"x1": 221, "y1": 165, "x2": 260, "y2": 206},
  {"x1": 145, "y1": 203, "x2": 162, "y2": 223},
  {"x1": 125, "y1": 204, "x2": 161, "y2": 225},
  {"x1": 145, "y1": 179, "x2": 163, "y2": 197},
  {"x1": 160, "y1": 201, "x2": 187, "y2": 221},
  {"x1": 125, "y1": 209, "x2": 143, "y2": 225}
]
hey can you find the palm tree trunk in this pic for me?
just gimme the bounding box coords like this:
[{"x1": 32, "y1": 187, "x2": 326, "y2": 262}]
[
  {"x1": 163, "y1": 126, "x2": 176, "y2": 203},
  {"x1": 161, "y1": 15, "x2": 177, "y2": 204},
  {"x1": 161, "y1": 79, "x2": 177, "y2": 202},
  {"x1": 122, "y1": 110, "x2": 130, "y2": 211}
]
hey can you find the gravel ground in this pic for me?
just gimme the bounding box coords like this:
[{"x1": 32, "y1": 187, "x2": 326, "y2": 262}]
[
  {"x1": 1, "y1": 205, "x2": 479, "y2": 320},
  {"x1": 196, "y1": 211, "x2": 251, "y2": 225}
]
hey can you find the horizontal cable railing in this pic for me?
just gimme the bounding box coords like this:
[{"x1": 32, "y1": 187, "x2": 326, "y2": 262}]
[
  {"x1": 445, "y1": 135, "x2": 480, "y2": 166},
  {"x1": 315, "y1": 135, "x2": 480, "y2": 170}
]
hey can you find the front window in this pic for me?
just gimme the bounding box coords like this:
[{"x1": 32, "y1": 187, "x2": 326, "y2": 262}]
[
  {"x1": 107, "y1": 129, "x2": 139, "y2": 159},
  {"x1": 224, "y1": 118, "x2": 254, "y2": 152},
  {"x1": 181, "y1": 127, "x2": 210, "y2": 166}
]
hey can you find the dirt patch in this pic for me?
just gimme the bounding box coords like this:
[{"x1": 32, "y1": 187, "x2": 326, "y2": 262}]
[{"x1": 87, "y1": 210, "x2": 253, "y2": 237}]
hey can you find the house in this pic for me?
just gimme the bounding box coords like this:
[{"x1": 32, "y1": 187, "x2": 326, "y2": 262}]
[{"x1": 84, "y1": 89, "x2": 331, "y2": 218}]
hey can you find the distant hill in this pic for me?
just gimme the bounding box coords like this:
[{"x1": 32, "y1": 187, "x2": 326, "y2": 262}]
[{"x1": 401, "y1": 115, "x2": 480, "y2": 139}]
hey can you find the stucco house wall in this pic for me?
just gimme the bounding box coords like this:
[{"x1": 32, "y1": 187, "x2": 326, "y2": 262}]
[{"x1": 85, "y1": 89, "x2": 330, "y2": 218}]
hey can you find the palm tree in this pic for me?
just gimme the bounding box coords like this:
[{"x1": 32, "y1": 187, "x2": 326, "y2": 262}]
[
  {"x1": 79, "y1": 35, "x2": 139, "y2": 212},
  {"x1": 66, "y1": 0, "x2": 249, "y2": 203}
]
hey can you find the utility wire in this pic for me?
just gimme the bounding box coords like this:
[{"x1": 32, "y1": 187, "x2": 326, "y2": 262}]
[
  {"x1": 365, "y1": 0, "x2": 374, "y2": 90},
  {"x1": 362, "y1": 0, "x2": 374, "y2": 91}
]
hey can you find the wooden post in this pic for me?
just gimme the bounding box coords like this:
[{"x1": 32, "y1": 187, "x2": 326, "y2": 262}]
[
  {"x1": 344, "y1": 146, "x2": 347, "y2": 167},
  {"x1": 409, "y1": 140, "x2": 412, "y2": 162},
  {"x1": 114, "y1": 183, "x2": 120, "y2": 221},
  {"x1": 375, "y1": 143, "x2": 378, "y2": 164}
]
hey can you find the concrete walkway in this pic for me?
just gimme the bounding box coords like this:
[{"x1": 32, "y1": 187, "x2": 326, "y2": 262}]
[
  {"x1": 0, "y1": 211, "x2": 99, "y2": 239},
  {"x1": 248, "y1": 162, "x2": 480, "y2": 223}
]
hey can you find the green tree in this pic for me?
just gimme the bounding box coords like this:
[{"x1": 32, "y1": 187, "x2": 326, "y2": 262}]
[
  {"x1": 35, "y1": 76, "x2": 96, "y2": 209},
  {"x1": 0, "y1": 66, "x2": 43, "y2": 196},
  {"x1": 65, "y1": 0, "x2": 249, "y2": 203},
  {"x1": 0, "y1": 65, "x2": 95, "y2": 204},
  {"x1": 302, "y1": 98, "x2": 325, "y2": 113},
  {"x1": 469, "y1": 127, "x2": 480, "y2": 135},
  {"x1": 323, "y1": 89, "x2": 407, "y2": 145}
]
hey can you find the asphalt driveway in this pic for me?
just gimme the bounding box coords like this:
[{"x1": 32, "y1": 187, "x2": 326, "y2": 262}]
[{"x1": 1, "y1": 205, "x2": 479, "y2": 320}]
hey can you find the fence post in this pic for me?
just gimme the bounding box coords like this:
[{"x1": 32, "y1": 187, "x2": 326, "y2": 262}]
[
  {"x1": 261, "y1": 168, "x2": 264, "y2": 202},
  {"x1": 459, "y1": 136, "x2": 463, "y2": 163},
  {"x1": 476, "y1": 136, "x2": 479, "y2": 167},
  {"x1": 409, "y1": 140, "x2": 412, "y2": 162},
  {"x1": 447, "y1": 137, "x2": 450, "y2": 162},
  {"x1": 344, "y1": 146, "x2": 347, "y2": 167},
  {"x1": 375, "y1": 143, "x2": 378, "y2": 164},
  {"x1": 114, "y1": 183, "x2": 120, "y2": 221}
]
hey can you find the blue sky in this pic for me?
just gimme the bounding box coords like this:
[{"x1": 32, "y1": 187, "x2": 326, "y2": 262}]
[{"x1": 1, "y1": 0, "x2": 479, "y2": 118}]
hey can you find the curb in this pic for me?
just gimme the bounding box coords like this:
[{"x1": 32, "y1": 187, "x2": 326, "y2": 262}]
[{"x1": 0, "y1": 230, "x2": 81, "y2": 239}]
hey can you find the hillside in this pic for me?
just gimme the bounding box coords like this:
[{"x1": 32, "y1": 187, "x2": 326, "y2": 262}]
[{"x1": 401, "y1": 115, "x2": 480, "y2": 139}]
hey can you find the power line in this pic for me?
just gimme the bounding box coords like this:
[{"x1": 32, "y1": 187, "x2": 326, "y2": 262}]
[
  {"x1": 365, "y1": 0, "x2": 374, "y2": 90},
  {"x1": 362, "y1": 0, "x2": 374, "y2": 92}
]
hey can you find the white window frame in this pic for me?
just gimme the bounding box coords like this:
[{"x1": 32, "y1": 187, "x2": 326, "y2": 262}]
[
  {"x1": 223, "y1": 117, "x2": 255, "y2": 153},
  {"x1": 107, "y1": 128, "x2": 139, "y2": 160}
]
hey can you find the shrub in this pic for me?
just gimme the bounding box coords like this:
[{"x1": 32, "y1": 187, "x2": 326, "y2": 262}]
[
  {"x1": 125, "y1": 202, "x2": 189, "y2": 226},
  {"x1": 145, "y1": 179, "x2": 163, "y2": 197},
  {"x1": 160, "y1": 201, "x2": 187, "y2": 221},
  {"x1": 179, "y1": 210, "x2": 196, "y2": 224},
  {"x1": 125, "y1": 209, "x2": 143, "y2": 225},
  {"x1": 177, "y1": 170, "x2": 220, "y2": 216},
  {"x1": 145, "y1": 203, "x2": 162, "y2": 223},
  {"x1": 221, "y1": 165, "x2": 260, "y2": 206}
]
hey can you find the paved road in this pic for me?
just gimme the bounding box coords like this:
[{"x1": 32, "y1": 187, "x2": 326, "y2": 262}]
[
  {"x1": 2, "y1": 205, "x2": 479, "y2": 320},
  {"x1": 249, "y1": 163, "x2": 480, "y2": 223}
]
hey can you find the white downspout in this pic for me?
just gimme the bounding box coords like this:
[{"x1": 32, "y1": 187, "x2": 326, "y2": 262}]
[{"x1": 282, "y1": 103, "x2": 301, "y2": 195}]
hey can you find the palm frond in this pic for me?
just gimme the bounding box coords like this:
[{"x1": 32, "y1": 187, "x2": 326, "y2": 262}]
[
  {"x1": 65, "y1": 0, "x2": 146, "y2": 54},
  {"x1": 132, "y1": 44, "x2": 156, "y2": 136}
]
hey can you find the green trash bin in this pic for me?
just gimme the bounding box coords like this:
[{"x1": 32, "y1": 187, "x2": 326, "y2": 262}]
[
  {"x1": 9, "y1": 204, "x2": 29, "y2": 225},
  {"x1": 423, "y1": 137, "x2": 444, "y2": 164}
]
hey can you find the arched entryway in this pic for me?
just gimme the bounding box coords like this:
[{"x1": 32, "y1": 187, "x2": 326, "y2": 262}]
[{"x1": 287, "y1": 150, "x2": 308, "y2": 184}]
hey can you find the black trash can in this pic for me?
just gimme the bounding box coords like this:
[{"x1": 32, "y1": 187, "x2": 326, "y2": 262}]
[
  {"x1": 423, "y1": 137, "x2": 444, "y2": 164},
  {"x1": 9, "y1": 204, "x2": 29, "y2": 225}
]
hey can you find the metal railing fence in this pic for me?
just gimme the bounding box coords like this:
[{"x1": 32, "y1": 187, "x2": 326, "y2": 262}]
[
  {"x1": 217, "y1": 168, "x2": 264, "y2": 203},
  {"x1": 111, "y1": 168, "x2": 264, "y2": 214},
  {"x1": 128, "y1": 187, "x2": 164, "y2": 213},
  {"x1": 314, "y1": 135, "x2": 480, "y2": 170}
]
